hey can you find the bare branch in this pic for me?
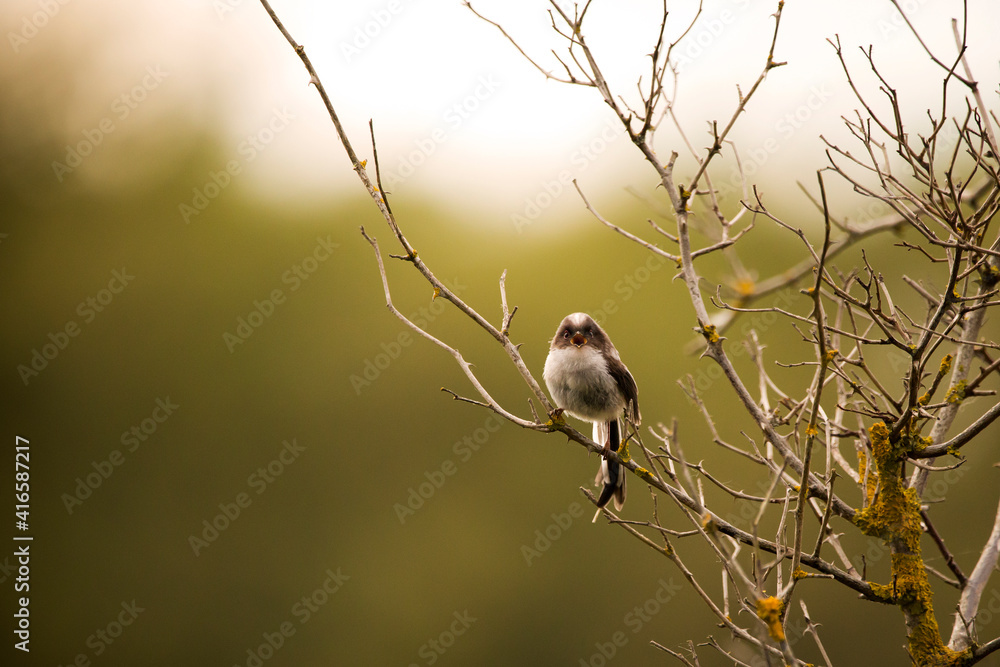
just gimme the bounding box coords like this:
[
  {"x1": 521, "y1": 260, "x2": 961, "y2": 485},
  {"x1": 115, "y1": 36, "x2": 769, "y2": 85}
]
[{"x1": 949, "y1": 490, "x2": 1000, "y2": 650}]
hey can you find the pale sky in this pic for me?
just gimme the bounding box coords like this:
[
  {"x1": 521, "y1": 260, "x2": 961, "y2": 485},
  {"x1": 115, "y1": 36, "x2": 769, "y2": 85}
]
[{"x1": 9, "y1": 0, "x2": 999, "y2": 221}]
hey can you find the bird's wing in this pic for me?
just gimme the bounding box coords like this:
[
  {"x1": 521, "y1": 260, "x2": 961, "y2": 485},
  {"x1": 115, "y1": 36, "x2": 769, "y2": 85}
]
[{"x1": 608, "y1": 361, "x2": 640, "y2": 424}]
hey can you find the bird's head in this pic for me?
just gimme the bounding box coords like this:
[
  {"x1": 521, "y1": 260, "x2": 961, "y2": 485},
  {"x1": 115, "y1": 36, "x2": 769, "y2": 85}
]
[{"x1": 551, "y1": 312, "x2": 606, "y2": 351}]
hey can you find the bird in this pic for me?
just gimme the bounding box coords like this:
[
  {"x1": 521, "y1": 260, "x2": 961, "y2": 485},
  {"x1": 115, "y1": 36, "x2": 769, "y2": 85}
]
[{"x1": 542, "y1": 312, "x2": 640, "y2": 521}]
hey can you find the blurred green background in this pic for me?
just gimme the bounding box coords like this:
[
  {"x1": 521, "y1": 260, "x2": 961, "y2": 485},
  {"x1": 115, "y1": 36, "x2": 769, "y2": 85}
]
[{"x1": 3, "y1": 1, "x2": 999, "y2": 666}]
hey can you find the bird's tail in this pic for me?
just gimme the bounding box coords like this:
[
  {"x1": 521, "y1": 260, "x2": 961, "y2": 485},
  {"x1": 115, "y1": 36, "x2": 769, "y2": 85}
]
[{"x1": 592, "y1": 419, "x2": 626, "y2": 522}]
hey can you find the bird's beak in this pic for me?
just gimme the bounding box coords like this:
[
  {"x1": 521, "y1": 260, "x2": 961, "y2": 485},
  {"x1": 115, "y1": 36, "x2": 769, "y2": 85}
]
[{"x1": 570, "y1": 333, "x2": 587, "y2": 347}]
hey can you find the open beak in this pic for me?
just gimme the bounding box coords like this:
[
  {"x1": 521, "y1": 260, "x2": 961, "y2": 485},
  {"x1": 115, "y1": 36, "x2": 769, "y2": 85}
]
[{"x1": 570, "y1": 333, "x2": 587, "y2": 347}]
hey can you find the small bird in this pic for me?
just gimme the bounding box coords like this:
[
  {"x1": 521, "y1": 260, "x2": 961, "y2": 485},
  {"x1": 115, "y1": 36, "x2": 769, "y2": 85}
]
[{"x1": 543, "y1": 312, "x2": 640, "y2": 520}]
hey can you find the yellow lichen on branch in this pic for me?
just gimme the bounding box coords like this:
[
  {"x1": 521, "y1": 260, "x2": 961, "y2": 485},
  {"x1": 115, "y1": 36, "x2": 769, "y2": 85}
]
[
  {"x1": 854, "y1": 422, "x2": 970, "y2": 666},
  {"x1": 944, "y1": 380, "x2": 967, "y2": 405},
  {"x1": 699, "y1": 323, "x2": 720, "y2": 344},
  {"x1": 756, "y1": 596, "x2": 785, "y2": 642}
]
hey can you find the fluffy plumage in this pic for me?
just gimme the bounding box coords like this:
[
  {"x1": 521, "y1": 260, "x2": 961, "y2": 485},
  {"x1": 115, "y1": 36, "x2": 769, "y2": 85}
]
[{"x1": 543, "y1": 313, "x2": 640, "y2": 519}]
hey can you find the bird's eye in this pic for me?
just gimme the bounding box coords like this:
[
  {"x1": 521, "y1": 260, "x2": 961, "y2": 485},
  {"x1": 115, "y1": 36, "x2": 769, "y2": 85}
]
[
  {"x1": 562, "y1": 329, "x2": 570, "y2": 338},
  {"x1": 584, "y1": 327, "x2": 593, "y2": 336}
]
